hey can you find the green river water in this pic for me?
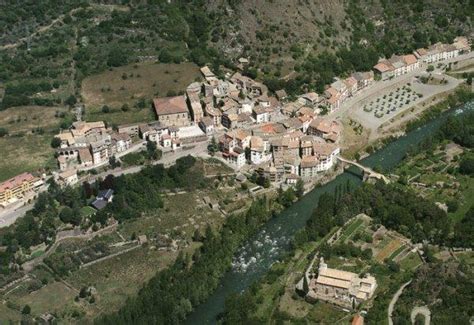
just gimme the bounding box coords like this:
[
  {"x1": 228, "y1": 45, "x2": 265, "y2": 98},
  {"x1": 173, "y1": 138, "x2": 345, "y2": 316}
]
[{"x1": 186, "y1": 101, "x2": 474, "y2": 324}]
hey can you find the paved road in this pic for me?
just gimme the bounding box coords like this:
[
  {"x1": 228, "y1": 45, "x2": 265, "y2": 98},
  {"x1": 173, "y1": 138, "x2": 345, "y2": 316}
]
[
  {"x1": 411, "y1": 306, "x2": 431, "y2": 325},
  {"x1": 0, "y1": 203, "x2": 35, "y2": 228},
  {"x1": 83, "y1": 141, "x2": 209, "y2": 184},
  {"x1": 388, "y1": 280, "x2": 412, "y2": 325}
]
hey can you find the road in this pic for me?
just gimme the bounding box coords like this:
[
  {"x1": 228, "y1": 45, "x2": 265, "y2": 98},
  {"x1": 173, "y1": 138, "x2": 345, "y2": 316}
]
[
  {"x1": 388, "y1": 280, "x2": 412, "y2": 325},
  {"x1": 83, "y1": 141, "x2": 209, "y2": 184},
  {"x1": 411, "y1": 306, "x2": 431, "y2": 325},
  {"x1": 0, "y1": 203, "x2": 35, "y2": 228}
]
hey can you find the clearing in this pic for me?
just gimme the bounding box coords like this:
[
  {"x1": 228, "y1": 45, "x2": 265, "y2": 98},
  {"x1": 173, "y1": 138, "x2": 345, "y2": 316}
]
[{"x1": 81, "y1": 62, "x2": 201, "y2": 125}]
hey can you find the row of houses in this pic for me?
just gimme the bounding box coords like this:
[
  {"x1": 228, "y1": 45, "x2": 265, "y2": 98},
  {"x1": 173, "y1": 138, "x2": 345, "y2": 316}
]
[
  {"x1": 374, "y1": 36, "x2": 470, "y2": 80},
  {"x1": 0, "y1": 172, "x2": 43, "y2": 207},
  {"x1": 152, "y1": 67, "x2": 280, "y2": 132},
  {"x1": 55, "y1": 121, "x2": 132, "y2": 171},
  {"x1": 219, "y1": 115, "x2": 342, "y2": 183}
]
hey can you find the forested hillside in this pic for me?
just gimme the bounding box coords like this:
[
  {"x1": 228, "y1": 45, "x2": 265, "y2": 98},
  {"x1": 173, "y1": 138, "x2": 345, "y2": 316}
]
[{"x1": 0, "y1": 0, "x2": 471, "y2": 107}]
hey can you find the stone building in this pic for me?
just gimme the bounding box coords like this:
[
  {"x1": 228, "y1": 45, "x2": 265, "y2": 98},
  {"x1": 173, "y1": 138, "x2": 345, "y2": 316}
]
[
  {"x1": 153, "y1": 96, "x2": 190, "y2": 127},
  {"x1": 306, "y1": 258, "x2": 377, "y2": 309}
]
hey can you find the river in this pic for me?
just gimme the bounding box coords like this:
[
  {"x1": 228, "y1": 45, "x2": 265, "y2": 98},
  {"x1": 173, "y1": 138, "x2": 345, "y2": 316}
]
[{"x1": 186, "y1": 101, "x2": 474, "y2": 324}]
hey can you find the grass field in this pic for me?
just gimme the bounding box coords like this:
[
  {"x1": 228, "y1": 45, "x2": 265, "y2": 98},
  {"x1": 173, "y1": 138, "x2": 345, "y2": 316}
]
[
  {"x1": 399, "y1": 252, "x2": 423, "y2": 271},
  {"x1": 0, "y1": 135, "x2": 57, "y2": 181},
  {"x1": 119, "y1": 191, "x2": 224, "y2": 241},
  {"x1": 80, "y1": 206, "x2": 96, "y2": 218},
  {"x1": 0, "y1": 105, "x2": 70, "y2": 181},
  {"x1": 5, "y1": 280, "x2": 78, "y2": 321},
  {"x1": 66, "y1": 243, "x2": 198, "y2": 320},
  {"x1": 0, "y1": 105, "x2": 68, "y2": 133},
  {"x1": 81, "y1": 62, "x2": 201, "y2": 125}
]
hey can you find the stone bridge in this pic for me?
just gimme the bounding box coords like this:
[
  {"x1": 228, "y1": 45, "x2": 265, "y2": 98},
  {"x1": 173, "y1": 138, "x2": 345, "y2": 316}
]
[{"x1": 337, "y1": 156, "x2": 390, "y2": 184}]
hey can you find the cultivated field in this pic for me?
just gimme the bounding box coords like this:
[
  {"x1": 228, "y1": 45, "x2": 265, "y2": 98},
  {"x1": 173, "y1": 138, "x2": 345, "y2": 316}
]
[
  {"x1": 81, "y1": 62, "x2": 201, "y2": 125},
  {"x1": 375, "y1": 238, "x2": 403, "y2": 262}
]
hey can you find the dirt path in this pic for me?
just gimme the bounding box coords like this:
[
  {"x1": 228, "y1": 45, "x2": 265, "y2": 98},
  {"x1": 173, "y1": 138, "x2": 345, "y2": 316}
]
[
  {"x1": 388, "y1": 280, "x2": 412, "y2": 325},
  {"x1": 411, "y1": 306, "x2": 431, "y2": 325},
  {"x1": 0, "y1": 7, "x2": 83, "y2": 50}
]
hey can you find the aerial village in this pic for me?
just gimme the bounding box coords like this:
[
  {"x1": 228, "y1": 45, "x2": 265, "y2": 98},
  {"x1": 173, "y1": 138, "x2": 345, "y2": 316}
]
[{"x1": 0, "y1": 36, "x2": 470, "y2": 214}]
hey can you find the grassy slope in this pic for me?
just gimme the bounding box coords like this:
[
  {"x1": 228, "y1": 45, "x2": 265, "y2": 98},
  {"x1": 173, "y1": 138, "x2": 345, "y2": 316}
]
[
  {"x1": 0, "y1": 106, "x2": 68, "y2": 181},
  {"x1": 81, "y1": 62, "x2": 201, "y2": 125}
]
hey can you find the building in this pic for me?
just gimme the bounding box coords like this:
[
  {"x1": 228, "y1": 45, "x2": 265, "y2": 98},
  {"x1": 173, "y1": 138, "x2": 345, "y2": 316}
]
[
  {"x1": 91, "y1": 189, "x2": 114, "y2": 210},
  {"x1": 153, "y1": 96, "x2": 190, "y2": 127},
  {"x1": 117, "y1": 123, "x2": 140, "y2": 137},
  {"x1": 186, "y1": 88, "x2": 204, "y2": 122},
  {"x1": 250, "y1": 136, "x2": 271, "y2": 164},
  {"x1": 90, "y1": 140, "x2": 110, "y2": 165},
  {"x1": 307, "y1": 118, "x2": 342, "y2": 143},
  {"x1": 306, "y1": 258, "x2": 377, "y2": 308},
  {"x1": 275, "y1": 89, "x2": 288, "y2": 101},
  {"x1": 253, "y1": 106, "x2": 270, "y2": 124},
  {"x1": 373, "y1": 61, "x2": 394, "y2": 80},
  {"x1": 56, "y1": 169, "x2": 78, "y2": 187},
  {"x1": 324, "y1": 87, "x2": 342, "y2": 112},
  {"x1": 352, "y1": 71, "x2": 374, "y2": 90},
  {"x1": 0, "y1": 172, "x2": 38, "y2": 205},
  {"x1": 111, "y1": 132, "x2": 132, "y2": 154},
  {"x1": 224, "y1": 147, "x2": 246, "y2": 168},
  {"x1": 199, "y1": 116, "x2": 215, "y2": 134},
  {"x1": 414, "y1": 42, "x2": 460, "y2": 64}
]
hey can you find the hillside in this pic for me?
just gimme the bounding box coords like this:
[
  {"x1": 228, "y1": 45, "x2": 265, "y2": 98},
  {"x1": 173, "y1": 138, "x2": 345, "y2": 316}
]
[{"x1": 0, "y1": 0, "x2": 471, "y2": 99}]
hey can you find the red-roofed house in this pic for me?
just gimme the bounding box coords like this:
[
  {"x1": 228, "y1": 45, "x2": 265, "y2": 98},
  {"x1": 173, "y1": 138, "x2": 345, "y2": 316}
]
[
  {"x1": 0, "y1": 172, "x2": 38, "y2": 205},
  {"x1": 153, "y1": 96, "x2": 190, "y2": 127}
]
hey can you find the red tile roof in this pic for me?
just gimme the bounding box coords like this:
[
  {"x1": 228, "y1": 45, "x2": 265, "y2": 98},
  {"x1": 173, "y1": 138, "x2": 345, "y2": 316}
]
[
  {"x1": 153, "y1": 96, "x2": 188, "y2": 116},
  {"x1": 0, "y1": 172, "x2": 35, "y2": 192}
]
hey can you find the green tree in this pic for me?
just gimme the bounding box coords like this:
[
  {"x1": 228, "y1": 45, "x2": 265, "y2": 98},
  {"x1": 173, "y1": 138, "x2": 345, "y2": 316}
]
[
  {"x1": 146, "y1": 140, "x2": 159, "y2": 160},
  {"x1": 64, "y1": 95, "x2": 77, "y2": 107},
  {"x1": 207, "y1": 136, "x2": 218, "y2": 156},
  {"x1": 295, "y1": 179, "x2": 305, "y2": 199},
  {"x1": 22, "y1": 305, "x2": 31, "y2": 315},
  {"x1": 50, "y1": 137, "x2": 61, "y2": 148}
]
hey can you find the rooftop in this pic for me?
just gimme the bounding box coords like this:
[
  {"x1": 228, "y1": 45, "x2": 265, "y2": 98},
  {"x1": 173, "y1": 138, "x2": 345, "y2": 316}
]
[
  {"x1": 0, "y1": 172, "x2": 36, "y2": 192},
  {"x1": 153, "y1": 96, "x2": 188, "y2": 116}
]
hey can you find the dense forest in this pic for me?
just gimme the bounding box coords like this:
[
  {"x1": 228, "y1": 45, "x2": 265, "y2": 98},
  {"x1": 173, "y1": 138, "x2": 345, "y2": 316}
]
[{"x1": 393, "y1": 260, "x2": 473, "y2": 324}]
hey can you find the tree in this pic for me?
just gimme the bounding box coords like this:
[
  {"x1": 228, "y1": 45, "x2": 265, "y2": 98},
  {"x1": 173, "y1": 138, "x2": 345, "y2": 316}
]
[
  {"x1": 146, "y1": 140, "x2": 159, "y2": 160},
  {"x1": 207, "y1": 137, "x2": 218, "y2": 156},
  {"x1": 295, "y1": 179, "x2": 305, "y2": 199},
  {"x1": 22, "y1": 305, "x2": 31, "y2": 315},
  {"x1": 64, "y1": 95, "x2": 77, "y2": 107},
  {"x1": 50, "y1": 137, "x2": 61, "y2": 148},
  {"x1": 107, "y1": 48, "x2": 128, "y2": 67},
  {"x1": 101, "y1": 105, "x2": 110, "y2": 113},
  {"x1": 0, "y1": 127, "x2": 8, "y2": 137},
  {"x1": 459, "y1": 156, "x2": 474, "y2": 175},
  {"x1": 59, "y1": 207, "x2": 74, "y2": 224}
]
